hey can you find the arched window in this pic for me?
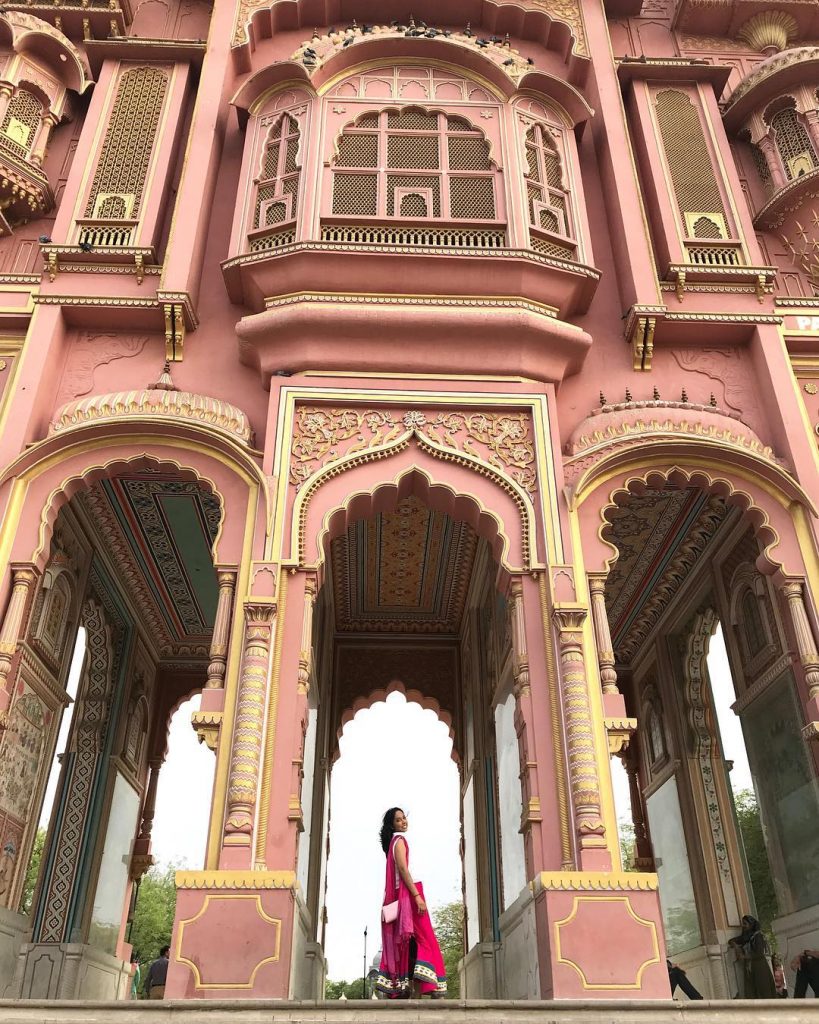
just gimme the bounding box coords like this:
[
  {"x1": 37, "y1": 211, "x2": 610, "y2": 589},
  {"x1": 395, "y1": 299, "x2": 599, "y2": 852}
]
[
  {"x1": 0, "y1": 88, "x2": 43, "y2": 158},
  {"x1": 523, "y1": 122, "x2": 576, "y2": 259},
  {"x1": 770, "y1": 106, "x2": 817, "y2": 180},
  {"x1": 330, "y1": 107, "x2": 498, "y2": 222},
  {"x1": 253, "y1": 113, "x2": 301, "y2": 230}
]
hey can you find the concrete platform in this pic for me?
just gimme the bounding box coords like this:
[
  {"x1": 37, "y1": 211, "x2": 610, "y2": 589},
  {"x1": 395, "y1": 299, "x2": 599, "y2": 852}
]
[{"x1": 0, "y1": 1001, "x2": 817, "y2": 1023}]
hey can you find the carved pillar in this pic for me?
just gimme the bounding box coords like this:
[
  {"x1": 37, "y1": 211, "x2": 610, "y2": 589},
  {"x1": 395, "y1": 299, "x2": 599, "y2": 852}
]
[
  {"x1": 757, "y1": 134, "x2": 788, "y2": 191},
  {"x1": 30, "y1": 111, "x2": 58, "y2": 167},
  {"x1": 297, "y1": 575, "x2": 316, "y2": 696},
  {"x1": 553, "y1": 608, "x2": 607, "y2": 865},
  {"x1": 782, "y1": 580, "x2": 819, "y2": 702},
  {"x1": 621, "y1": 746, "x2": 654, "y2": 871},
  {"x1": 131, "y1": 755, "x2": 162, "y2": 880},
  {"x1": 509, "y1": 577, "x2": 530, "y2": 698},
  {"x1": 206, "y1": 569, "x2": 237, "y2": 689},
  {"x1": 0, "y1": 567, "x2": 37, "y2": 728},
  {"x1": 589, "y1": 576, "x2": 618, "y2": 695},
  {"x1": 223, "y1": 602, "x2": 276, "y2": 847},
  {"x1": 804, "y1": 110, "x2": 819, "y2": 164}
]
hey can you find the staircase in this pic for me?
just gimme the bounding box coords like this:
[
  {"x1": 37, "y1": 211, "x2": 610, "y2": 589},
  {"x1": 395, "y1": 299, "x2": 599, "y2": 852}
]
[{"x1": 0, "y1": 1001, "x2": 817, "y2": 1023}]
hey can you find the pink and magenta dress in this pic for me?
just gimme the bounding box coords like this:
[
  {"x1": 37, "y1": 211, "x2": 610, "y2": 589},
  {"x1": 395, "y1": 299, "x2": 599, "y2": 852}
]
[{"x1": 376, "y1": 833, "x2": 447, "y2": 998}]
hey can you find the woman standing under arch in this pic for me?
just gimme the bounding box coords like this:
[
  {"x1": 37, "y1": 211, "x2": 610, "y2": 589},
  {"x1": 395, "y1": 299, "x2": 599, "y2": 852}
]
[{"x1": 376, "y1": 807, "x2": 447, "y2": 998}]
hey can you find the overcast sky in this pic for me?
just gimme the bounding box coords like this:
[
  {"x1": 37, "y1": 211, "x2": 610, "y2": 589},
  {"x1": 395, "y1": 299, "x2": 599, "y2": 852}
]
[{"x1": 40, "y1": 624, "x2": 751, "y2": 982}]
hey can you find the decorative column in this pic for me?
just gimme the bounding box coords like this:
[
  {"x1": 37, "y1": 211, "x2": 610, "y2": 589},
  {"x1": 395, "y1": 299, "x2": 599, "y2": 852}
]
[
  {"x1": 223, "y1": 601, "x2": 276, "y2": 848},
  {"x1": 0, "y1": 567, "x2": 37, "y2": 729},
  {"x1": 30, "y1": 111, "x2": 58, "y2": 167},
  {"x1": 757, "y1": 134, "x2": 787, "y2": 191},
  {"x1": 509, "y1": 577, "x2": 530, "y2": 698},
  {"x1": 782, "y1": 580, "x2": 819, "y2": 739},
  {"x1": 588, "y1": 576, "x2": 617, "y2": 695},
  {"x1": 621, "y1": 746, "x2": 655, "y2": 871},
  {"x1": 296, "y1": 575, "x2": 316, "y2": 696},
  {"x1": 553, "y1": 607, "x2": 608, "y2": 866},
  {"x1": 206, "y1": 569, "x2": 237, "y2": 689},
  {"x1": 804, "y1": 110, "x2": 819, "y2": 164},
  {"x1": 131, "y1": 756, "x2": 163, "y2": 880}
]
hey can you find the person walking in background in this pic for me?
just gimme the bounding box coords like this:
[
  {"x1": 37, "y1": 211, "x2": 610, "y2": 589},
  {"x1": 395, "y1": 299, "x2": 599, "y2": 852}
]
[
  {"x1": 129, "y1": 953, "x2": 142, "y2": 1000},
  {"x1": 144, "y1": 945, "x2": 170, "y2": 1000},
  {"x1": 376, "y1": 807, "x2": 446, "y2": 999},
  {"x1": 792, "y1": 950, "x2": 819, "y2": 998},
  {"x1": 667, "y1": 959, "x2": 703, "y2": 1000},
  {"x1": 772, "y1": 954, "x2": 787, "y2": 997},
  {"x1": 728, "y1": 916, "x2": 777, "y2": 998}
]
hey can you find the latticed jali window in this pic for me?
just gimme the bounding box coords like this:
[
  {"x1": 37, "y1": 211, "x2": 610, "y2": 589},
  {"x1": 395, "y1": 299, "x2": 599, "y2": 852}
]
[
  {"x1": 0, "y1": 89, "x2": 43, "y2": 158},
  {"x1": 331, "y1": 108, "x2": 498, "y2": 222},
  {"x1": 253, "y1": 113, "x2": 301, "y2": 230},
  {"x1": 84, "y1": 66, "x2": 169, "y2": 219},
  {"x1": 771, "y1": 107, "x2": 817, "y2": 181},
  {"x1": 523, "y1": 122, "x2": 576, "y2": 260},
  {"x1": 654, "y1": 89, "x2": 729, "y2": 240}
]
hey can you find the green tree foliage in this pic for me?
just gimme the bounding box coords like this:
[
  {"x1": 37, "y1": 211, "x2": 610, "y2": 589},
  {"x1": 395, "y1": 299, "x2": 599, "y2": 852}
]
[
  {"x1": 618, "y1": 819, "x2": 636, "y2": 872},
  {"x1": 325, "y1": 978, "x2": 366, "y2": 999},
  {"x1": 129, "y1": 863, "x2": 177, "y2": 964},
  {"x1": 733, "y1": 788, "x2": 778, "y2": 941},
  {"x1": 19, "y1": 827, "x2": 46, "y2": 915},
  {"x1": 433, "y1": 900, "x2": 464, "y2": 999}
]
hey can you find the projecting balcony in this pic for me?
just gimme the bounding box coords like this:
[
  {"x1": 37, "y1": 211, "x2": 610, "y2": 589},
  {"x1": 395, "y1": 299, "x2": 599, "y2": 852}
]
[
  {"x1": 0, "y1": 150, "x2": 53, "y2": 236},
  {"x1": 221, "y1": 216, "x2": 601, "y2": 322}
]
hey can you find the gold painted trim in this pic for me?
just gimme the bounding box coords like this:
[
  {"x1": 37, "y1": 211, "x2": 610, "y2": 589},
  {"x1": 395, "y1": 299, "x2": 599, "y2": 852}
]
[
  {"x1": 317, "y1": 57, "x2": 507, "y2": 103},
  {"x1": 254, "y1": 568, "x2": 287, "y2": 866},
  {"x1": 535, "y1": 870, "x2": 659, "y2": 891},
  {"x1": 175, "y1": 894, "x2": 281, "y2": 989},
  {"x1": 175, "y1": 869, "x2": 296, "y2": 890},
  {"x1": 553, "y1": 895, "x2": 660, "y2": 989}
]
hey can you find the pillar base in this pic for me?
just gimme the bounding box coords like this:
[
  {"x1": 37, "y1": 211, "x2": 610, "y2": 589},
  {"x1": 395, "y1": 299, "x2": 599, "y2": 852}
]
[
  {"x1": 532, "y1": 872, "x2": 669, "y2": 998},
  {"x1": 165, "y1": 870, "x2": 297, "y2": 999}
]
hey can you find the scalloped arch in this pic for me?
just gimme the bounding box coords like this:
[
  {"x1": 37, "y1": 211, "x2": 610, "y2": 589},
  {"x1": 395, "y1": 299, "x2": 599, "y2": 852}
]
[
  {"x1": 31, "y1": 454, "x2": 225, "y2": 572},
  {"x1": 335, "y1": 683, "x2": 458, "y2": 763},
  {"x1": 595, "y1": 467, "x2": 787, "y2": 580},
  {"x1": 304, "y1": 462, "x2": 524, "y2": 583}
]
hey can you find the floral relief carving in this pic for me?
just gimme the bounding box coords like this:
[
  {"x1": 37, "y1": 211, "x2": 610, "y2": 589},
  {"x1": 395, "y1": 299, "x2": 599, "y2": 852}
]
[
  {"x1": 289, "y1": 406, "x2": 536, "y2": 495},
  {"x1": 56, "y1": 334, "x2": 150, "y2": 405}
]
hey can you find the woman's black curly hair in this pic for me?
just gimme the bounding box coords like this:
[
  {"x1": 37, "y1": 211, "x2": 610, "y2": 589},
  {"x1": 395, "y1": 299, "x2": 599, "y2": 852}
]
[{"x1": 379, "y1": 807, "x2": 404, "y2": 853}]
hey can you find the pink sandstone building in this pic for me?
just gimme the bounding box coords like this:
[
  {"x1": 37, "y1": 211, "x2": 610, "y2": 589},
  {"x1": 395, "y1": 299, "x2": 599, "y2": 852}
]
[{"x1": 0, "y1": 0, "x2": 818, "y2": 1003}]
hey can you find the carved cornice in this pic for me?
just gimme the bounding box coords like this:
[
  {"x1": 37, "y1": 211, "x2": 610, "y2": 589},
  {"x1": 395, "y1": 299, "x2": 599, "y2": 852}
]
[
  {"x1": 723, "y1": 45, "x2": 819, "y2": 129},
  {"x1": 50, "y1": 389, "x2": 254, "y2": 446},
  {"x1": 534, "y1": 870, "x2": 659, "y2": 892}
]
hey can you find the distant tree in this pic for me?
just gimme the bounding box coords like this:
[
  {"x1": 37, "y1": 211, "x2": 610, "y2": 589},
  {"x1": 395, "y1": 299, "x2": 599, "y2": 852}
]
[
  {"x1": 325, "y1": 978, "x2": 365, "y2": 999},
  {"x1": 129, "y1": 863, "x2": 177, "y2": 964},
  {"x1": 734, "y1": 789, "x2": 778, "y2": 941},
  {"x1": 433, "y1": 900, "x2": 464, "y2": 998},
  {"x1": 618, "y1": 819, "x2": 637, "y2": 872},
  {"x1": 19, "y1": 827, "x2": 46, "y2": 915}
]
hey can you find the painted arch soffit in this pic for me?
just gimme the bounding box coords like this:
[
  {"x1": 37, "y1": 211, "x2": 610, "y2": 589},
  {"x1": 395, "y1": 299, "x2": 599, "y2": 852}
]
[
  {"x1": 331, "y1": 494, "x2": 478, "y2": 634},
  {"x1": 76, "y1": 476, "x2": 220, "y2": 653},
  {"x1": 603, "y1": 487, "x2": 730, "y2": 660}
]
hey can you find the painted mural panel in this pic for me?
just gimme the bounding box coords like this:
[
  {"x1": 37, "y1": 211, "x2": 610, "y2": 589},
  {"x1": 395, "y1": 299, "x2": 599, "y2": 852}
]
[{"x1": 0, "y1": 691, "x2": 46, "y2": 903}]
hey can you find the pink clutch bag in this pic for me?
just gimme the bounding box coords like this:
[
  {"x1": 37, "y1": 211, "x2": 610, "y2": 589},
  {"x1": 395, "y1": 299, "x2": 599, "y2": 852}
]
[{"x1": 382, "y1": 900, "x2": 399, "y2": 923}]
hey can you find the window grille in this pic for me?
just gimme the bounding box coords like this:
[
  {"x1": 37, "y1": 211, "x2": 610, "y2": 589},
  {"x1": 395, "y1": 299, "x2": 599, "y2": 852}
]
[
  {"x1": 771, "y1": 107, "x2": 817, "y2": 180},
  {"x1": 523, "y1": 122, "x2": 577, "y2": 259},
  {"x1": 654, "y1": 89, "x2": 728, "y2": 237},
  {"x1": 330, "y1": 108, "x2": 497, "y2": 221},
  {"x1": 749, "y1": 142, "x2": 773, "y2": 195},
  {"x1": 85, "y1": 67, "x2": 169, "y2": 219},
  {"x1": 253, "y1": 112, "x2": 301, "y2": 230},
  {"x1": 0, "y1": 89, "x2": 42, "y2": 157}
]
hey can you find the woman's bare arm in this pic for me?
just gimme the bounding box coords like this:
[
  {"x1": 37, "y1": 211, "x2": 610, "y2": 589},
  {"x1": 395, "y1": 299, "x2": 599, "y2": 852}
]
[{"x1": 394, "y1": 838, "x2": 427, "y2": 914}]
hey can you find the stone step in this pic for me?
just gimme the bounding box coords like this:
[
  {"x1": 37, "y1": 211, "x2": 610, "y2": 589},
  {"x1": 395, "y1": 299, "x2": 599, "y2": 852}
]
[{"x1": 0, "y1": 1002, "x2": 817, "y2": 1024}]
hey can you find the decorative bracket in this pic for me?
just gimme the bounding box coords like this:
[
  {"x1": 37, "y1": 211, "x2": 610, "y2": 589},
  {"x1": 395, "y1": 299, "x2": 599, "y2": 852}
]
[
  {"x1": 624, "y1": 304, "x2": 665, "y2": 371},
  {"x1": 192, "y1": 709, "x2": 223, "y2": 752},
  {"x1": 605, "y1": 715, "x2": 637, "y2": 756}
]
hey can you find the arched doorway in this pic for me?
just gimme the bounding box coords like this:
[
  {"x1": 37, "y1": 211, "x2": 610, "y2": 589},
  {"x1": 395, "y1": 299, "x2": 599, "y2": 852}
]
[
  {"x1": 573, "y1": 449, "x2": 819, "y2": 998},
  {"x1": 296, "y1": 479, "x2": 526, "y2": 998},
  {"x1": 0, "y1": 401, "x2": 262, "y2": 1000}
]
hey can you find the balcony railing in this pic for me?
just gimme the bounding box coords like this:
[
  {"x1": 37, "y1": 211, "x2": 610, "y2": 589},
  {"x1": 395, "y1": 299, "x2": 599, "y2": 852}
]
[{"x1": 76, "y1": 219, "x2": 138, "y2": 248}]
